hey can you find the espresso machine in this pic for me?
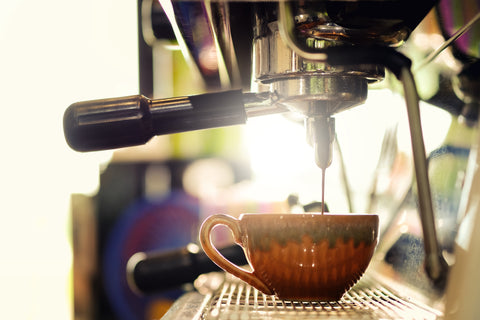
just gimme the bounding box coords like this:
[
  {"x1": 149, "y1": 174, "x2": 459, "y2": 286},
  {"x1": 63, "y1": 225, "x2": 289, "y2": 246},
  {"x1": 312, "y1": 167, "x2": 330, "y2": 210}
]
[{"x1": 65, "y1": 0, "x2": 480, "y2": 319}]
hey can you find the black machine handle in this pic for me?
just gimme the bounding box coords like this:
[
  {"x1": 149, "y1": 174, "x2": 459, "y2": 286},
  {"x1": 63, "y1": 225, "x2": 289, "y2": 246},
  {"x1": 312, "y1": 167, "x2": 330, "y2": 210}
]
[
  {"x1": 127, "y1": 244, "x2": 247, "y2": 294},
  {"x1": 63, "y1": 90, "x2": 246, "y2": 152}
]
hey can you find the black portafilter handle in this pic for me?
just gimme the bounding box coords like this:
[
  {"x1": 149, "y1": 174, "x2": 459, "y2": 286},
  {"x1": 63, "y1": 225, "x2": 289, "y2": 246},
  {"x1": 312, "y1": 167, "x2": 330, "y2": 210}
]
[
  {"x1": 63, "y1": 90, "x2": 247, "y2": 152},
  {"x1": 126, "y1": 243, "x2": 247, "y2": 294}
]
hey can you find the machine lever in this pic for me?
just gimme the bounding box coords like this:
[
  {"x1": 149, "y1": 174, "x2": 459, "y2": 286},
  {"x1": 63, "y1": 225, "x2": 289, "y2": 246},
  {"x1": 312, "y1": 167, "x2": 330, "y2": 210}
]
[{"x1": 63, "y1": 90, "x2": 246, "y2": 152}]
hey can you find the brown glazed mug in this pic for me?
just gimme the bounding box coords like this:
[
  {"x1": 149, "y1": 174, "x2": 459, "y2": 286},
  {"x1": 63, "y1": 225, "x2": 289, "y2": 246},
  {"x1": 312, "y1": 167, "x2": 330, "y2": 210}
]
[{"x1": 199, "y1": 213, "x2": 379, "y2": 301}]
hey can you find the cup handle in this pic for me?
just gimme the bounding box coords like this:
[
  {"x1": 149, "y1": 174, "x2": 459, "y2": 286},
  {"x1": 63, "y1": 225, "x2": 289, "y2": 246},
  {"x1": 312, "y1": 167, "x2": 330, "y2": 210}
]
[{"x1": 199, "y1": 214, "x2": 273, "y2": 295}]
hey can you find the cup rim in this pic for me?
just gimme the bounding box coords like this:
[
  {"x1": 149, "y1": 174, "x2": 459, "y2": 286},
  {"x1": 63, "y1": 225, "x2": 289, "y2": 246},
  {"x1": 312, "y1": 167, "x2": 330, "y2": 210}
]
[{"x1": 238, "y1": 213, "x2": 378, "y2": 218}]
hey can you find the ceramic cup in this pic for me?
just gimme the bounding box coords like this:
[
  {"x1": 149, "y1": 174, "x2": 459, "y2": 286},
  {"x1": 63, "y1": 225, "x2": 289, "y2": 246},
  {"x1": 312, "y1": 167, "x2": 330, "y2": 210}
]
[{"x1": 199, "y1": 213, "x2": 379, "y2": 301}]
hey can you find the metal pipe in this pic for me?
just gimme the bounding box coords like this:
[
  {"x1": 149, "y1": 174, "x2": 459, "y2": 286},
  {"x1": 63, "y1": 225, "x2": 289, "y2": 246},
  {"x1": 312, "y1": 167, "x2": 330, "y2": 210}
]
[{"x1": 401, "y1": 67, "x2": 448, "y2": 286}]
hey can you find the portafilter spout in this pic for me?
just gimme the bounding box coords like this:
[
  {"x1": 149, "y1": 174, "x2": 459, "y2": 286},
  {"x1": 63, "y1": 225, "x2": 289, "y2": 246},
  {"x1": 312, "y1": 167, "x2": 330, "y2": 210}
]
[{"x1": 306, "y1": 116, "x2": 335, "y2": 170}]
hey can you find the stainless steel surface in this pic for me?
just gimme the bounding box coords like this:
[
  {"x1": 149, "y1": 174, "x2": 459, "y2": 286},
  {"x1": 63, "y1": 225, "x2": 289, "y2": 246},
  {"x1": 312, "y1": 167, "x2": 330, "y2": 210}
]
[
  {"x1": 271, "y1": 76, "x2": 369, "y2": 116},
  {"x1": 162, "y1": 273, "x2": 443, "y2": 320},
  {"x1": 243, "y1": 92, "x2": 289, "y2": 118},
  {"x1": 253, "y1": 21, "x2": 384, "y2": 84},
  {"x1": 276, "y1": 1, "x2": 415, "y2": 58},
  {"x1": 253, "y1": 18, "x2": 379, "y2": 117},
  {"x1": 252, "y1": 18, "x2": 379, "y2": 170}
]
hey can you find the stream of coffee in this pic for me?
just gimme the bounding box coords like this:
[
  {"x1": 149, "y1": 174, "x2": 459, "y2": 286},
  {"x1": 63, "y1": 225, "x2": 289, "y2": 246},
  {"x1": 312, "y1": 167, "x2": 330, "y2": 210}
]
[{"x1": 321, "y1": 168, "x2": 325, "y2": 214}]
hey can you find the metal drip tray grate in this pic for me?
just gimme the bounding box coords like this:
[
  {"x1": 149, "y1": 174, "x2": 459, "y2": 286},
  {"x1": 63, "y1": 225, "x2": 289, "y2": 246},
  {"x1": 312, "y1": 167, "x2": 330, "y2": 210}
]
[{"x1": 201, "y1": 276, "x2": 443, "y2": 320}]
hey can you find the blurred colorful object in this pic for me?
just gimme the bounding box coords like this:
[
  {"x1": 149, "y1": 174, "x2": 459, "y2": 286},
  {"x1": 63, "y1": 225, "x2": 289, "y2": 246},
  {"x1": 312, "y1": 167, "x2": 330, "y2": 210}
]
[
  {"x1": 102, "y1": 191, "x2": 199, "y2": 320},
  {"x1": 437, "y1": 0, "x2": 480, "y2": 59}
]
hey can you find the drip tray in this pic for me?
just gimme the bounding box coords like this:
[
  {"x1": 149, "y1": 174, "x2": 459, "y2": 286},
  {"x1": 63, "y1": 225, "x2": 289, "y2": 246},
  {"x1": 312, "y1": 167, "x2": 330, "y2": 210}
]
[{"x1": 161, "y1": 273, "x2": 443, "y2": 320}]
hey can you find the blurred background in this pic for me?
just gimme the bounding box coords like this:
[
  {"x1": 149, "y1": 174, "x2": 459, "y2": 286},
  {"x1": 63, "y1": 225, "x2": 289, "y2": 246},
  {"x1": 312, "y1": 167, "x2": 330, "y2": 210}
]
[{"x1": 0, "y1": 1, "x2": 137, "y2": 318}]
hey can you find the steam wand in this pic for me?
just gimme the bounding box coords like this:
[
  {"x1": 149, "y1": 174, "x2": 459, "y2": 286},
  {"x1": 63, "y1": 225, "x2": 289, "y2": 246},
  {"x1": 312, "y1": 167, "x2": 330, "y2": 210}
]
[{"x1": 400, "y1": 67, "x2": 449, "y2": 286}]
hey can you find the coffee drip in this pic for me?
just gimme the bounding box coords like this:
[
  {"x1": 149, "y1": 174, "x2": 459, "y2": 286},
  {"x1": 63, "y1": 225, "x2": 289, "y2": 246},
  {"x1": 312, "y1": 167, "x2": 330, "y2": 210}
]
[{"x1": 321, "y1": 168, "x2": 326, "y2": 214}]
